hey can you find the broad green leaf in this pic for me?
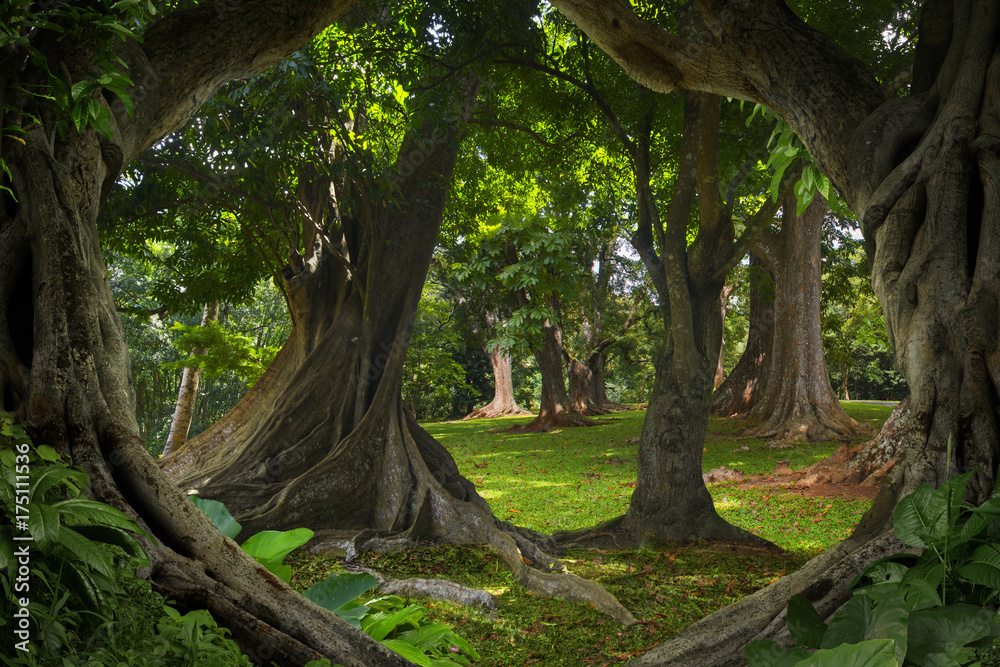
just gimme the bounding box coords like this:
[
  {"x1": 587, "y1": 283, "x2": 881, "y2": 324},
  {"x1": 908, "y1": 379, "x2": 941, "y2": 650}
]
[
  {"x1": 240, "y1": 527, "x2": 313, "y2": 563},
  {"x1": 787, "y1": 594, "x2": 827, "y2": 649},
  {"x1": 35, "y1": 445, "x2": 60, "y2": 462},
  {"x1": 363, "y1": 604, "x2": 424, "y2": 641},
  {"x1": 27, "y1": 503, "x2": 60, "y2": 547},
  {"x1": 906, "y1": 605, "x2": 991, "y2": 666},
  {"x1": 304, "y1": 572, "x2": 379, "y2": 615},
  {"x1": 30, "y1": 466, "x2": 87, "y2": 502},
  {"x1": 900, "y1": 563, "x2": 944, "y2": 611},
  {"x1": 395, "y1": 622, "x2": 454, "y2": 652},
  {"x1": 957, "y1": 543, "x2": 1000, "y2": 589},
  {"x1": 190, "y1": 495, "x2": 242, "y2": 539},
  {"x1": 796, "y1": 638, "x2": 898, "y2": 666},
  {"x1": 56, "y1": 525, "x2": 115, "y2": 580},
  {"x1": 744, "y1": 639, "x2": 812, "y2": 667},
  {"x1": 820, "y1": 590, "x2": 907, "y2": 662},
  {"x1": 70, "y1": 525, "x2": 149, "y2": 564},
  {"x1": 380, "y1": 638, "x2": 433, "y2": 667},
  {"x1": 893, "y1": 484, "x2": 947, "y2": 549},
  {"x1": 53, "y1": 497, "x2": 144, "y2": 534}
]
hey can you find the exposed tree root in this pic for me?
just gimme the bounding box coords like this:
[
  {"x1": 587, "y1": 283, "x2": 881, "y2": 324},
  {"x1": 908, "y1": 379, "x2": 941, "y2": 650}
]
[
  {"x1": 506, "y1": 412, "x2": 599, "y2": 432},
  {"x1": 550, "y1": 513, "x2": 778, "y2": 552},
  {"x1": 463, "y1": 404, "x2": 533, "y2": 420},
  {"x1": 796, "y1": 398, "x2": 910, "y2": 488}
]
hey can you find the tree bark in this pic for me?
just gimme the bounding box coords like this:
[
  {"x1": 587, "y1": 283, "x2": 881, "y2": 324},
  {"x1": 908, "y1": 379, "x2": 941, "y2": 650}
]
[
  {"x1": 162, "y1": 300, "x2": 220, "y2": 457},
  {"x1": 710, "y1": 253, "x2": 774, "y2": 418},
  {"x1": 463, "y1": 345, "x2": 531, "y2": 419},
  {"x1": 799, "y1": 397, "x2": 911, "y2": 488},
  {"x1": 742, "y1": 196, "x2": 863, "y2": 442},
  {"x1": 714, "y1": 282, "x2": 739, "y2": 388},
  {"x1": 551, "y1": 0, "x2": 1000, "y2": 662}
]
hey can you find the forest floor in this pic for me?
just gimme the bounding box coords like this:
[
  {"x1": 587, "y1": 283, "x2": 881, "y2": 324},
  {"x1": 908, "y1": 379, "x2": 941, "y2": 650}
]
[{"x1": 288, "y1": 401, "x2": 894, "y2": 666}]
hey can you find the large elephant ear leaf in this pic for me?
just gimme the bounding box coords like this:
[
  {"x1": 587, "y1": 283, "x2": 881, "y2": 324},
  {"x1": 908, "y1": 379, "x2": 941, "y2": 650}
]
[
  {"x1": 190, "y1": 495, "x2": 242, "y2": 540},
  {"x1": 240, "y1": 528, "x2": 314, "y2": 567},
  {"x1": 893, "y1": 484, "x2": 946, "y2": 549}
]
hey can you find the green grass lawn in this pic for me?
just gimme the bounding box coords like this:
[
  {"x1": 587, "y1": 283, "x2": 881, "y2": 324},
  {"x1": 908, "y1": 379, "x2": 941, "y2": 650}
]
[{"x1": 289, "y1": 401, "x2": 895, "y2": 666}]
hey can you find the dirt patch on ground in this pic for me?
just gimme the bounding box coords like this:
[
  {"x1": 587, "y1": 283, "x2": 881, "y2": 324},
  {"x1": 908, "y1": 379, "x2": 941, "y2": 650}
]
[{"x1": 735, "y1": 469, "x2": 880, "y2": 501}]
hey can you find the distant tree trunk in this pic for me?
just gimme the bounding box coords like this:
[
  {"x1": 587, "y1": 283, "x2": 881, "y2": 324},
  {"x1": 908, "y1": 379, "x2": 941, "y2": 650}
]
[
  {"x1": 743, "y1": 196, "x2": 863, "y2": 441},
  {"x1": 714, "y1": 281, "x2": 739, "y2": 388},
  {"x1": 557, "y1": 85, "x2": 780, "y2": 548},
  {"x1": 161, "y1": 300, "x2": 219, "y2": 457},
  {"x1": 464, "y1": 345, "x2": 531, "y2": 419},
  {"x1": 839, "y1": 364, "x2": 851, "y2": 400},
  {"x1": 523, "y1": 297, "x2": 591, "y2": 429},
  {"x1": 710, "y1": 253, "x2": 773, "y2": 417}
]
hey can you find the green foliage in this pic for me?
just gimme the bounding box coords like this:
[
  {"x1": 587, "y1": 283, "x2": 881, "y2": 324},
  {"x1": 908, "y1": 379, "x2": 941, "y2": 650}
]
[
  {"x1": 189, "y1": 495, "x2": 311, "y2": 583},
  {"x1": 746, "y1": 450, "x2": 1000, "y2": 666},
  {"x1": 744, "y1": 103, "x2": 845, "y2": 217},
  {"x1": 0, "y1": 413, "x2": 261, "y2": 666},
  {"x1": 0, "y1": 413, "x2": 153, "y2": 662},
  {"x1": 402, "y1": 284, "x2": 482, "y2": 420},
  {"x1": 1, "y1": 0, "x2": 153, "y2": 189},
  {"x1": 164, "y1": 320, "x2": 277, "y2": 385}
]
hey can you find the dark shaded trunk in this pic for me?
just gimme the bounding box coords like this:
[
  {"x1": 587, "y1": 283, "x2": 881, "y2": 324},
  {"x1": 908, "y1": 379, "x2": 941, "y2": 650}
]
[
  {"x1": 0, "y1": 3, "x2": 436, "y2": 664},
  {"x1": 710, "y1": 253, "x2": 774, "y2": 417},
  {"x1": 162, "y1": 300, "x2": 219, "y2": 457},
  {"x1": 556, "y1": 81, "x2": 782, "y2": 548},
  {"x1": 742, "y1": 196, "x2": 863, "y2": 442},
  {"x1": 464, "y1": 345, "x2": 531, "y2": 419}
]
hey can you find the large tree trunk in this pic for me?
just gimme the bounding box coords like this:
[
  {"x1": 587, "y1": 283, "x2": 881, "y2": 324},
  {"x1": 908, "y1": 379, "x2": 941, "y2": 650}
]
[
  {"x1": 742, "y1": 196, "x2": 863, "y2": 442},
  {"x1": 161, "y1": 300, "x2": 219, "y2": 457},
  {"x1": 518, "y1": 296, "x2": 592, "y2": 430},
  {"x1": 710, "y1": 253, "x2": 774, "y2": 417},
  {"x1": 159, "y1": 84, "x2": 630, "y2": 624},
  {"x1": 567, "y1": 350, "x2": 622, "y2": 415},
  {"x1": 557, "y1": 84, "x2": 780, "y2": 548},
  {"x1": 550, "y1": 0, "x2": 1000, "y2": 663},
  {"x1": 463, "y1": 346, "x2": 531, "y2": 419}
]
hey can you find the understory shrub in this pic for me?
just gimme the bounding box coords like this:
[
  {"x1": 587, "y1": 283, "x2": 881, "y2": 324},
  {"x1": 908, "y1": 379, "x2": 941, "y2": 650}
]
[{"x1": 747, "y1": 457, "x2": 1000, "y2": 666}]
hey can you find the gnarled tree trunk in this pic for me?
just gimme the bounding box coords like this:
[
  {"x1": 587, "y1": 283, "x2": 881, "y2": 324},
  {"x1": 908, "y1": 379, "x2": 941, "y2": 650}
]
[
  {"x1": 0, "y1": 4, "x2": 423, "y2": 664},
  {"x1": 158, "y1": 82, "x2": 631, "y2": 624},
  {"x1": 550, "y1": 0, "x2": 1000, "y2": 663}
]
